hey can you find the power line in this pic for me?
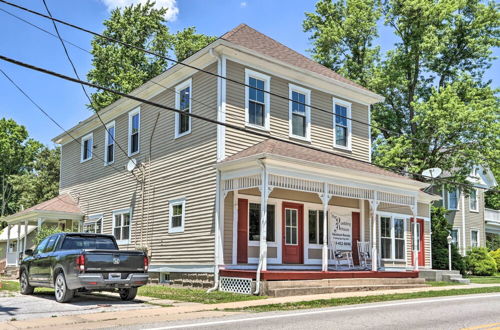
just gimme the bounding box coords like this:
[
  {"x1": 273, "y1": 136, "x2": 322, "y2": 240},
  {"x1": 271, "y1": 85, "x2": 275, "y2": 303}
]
[
  {"x1": 0, "y1": 54, "x2": 496, "y2": 193},
  {"x1": 41, "y1": 0, "x2": 134, "y2": 167},
  {"x1": 0, "y1": 68, "x2": 128, "y2": 177},
  {"x1": 1, "y1": 1, "x2": 495, "y2": 168}
]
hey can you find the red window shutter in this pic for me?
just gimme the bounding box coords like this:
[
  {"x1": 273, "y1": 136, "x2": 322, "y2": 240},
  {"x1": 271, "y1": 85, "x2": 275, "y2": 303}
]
[
  {"x1": 237, "y1": 199, "x2": 248, "y2": 264},
  {"x1": 351, "y1": 212, "x2": 361, "y2": 265}
]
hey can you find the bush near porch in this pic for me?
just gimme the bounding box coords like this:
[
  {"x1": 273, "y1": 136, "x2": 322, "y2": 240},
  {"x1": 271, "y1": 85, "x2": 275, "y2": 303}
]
[
  {"x1": 431, "y1": 207, "x2": 465, "y2": 273},
  {"x1": 489, "y1": 249, "x2": 500, "y2": 272},
  {"x1": 465, "y1": 247, "x2": 498, "y2": 276}
]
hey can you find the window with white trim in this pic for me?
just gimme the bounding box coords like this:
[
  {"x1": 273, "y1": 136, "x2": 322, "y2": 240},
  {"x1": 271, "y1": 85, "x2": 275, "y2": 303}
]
[
  {"x1": 447, "y1": 188, "x2": 459, "y2": 210},
  {"x1": 169, "y1": 198, "x2": 185, "y2": 233},
  {"x1": 113, "y1": 209, "x2": 131, "y2": 244},
  {"x1": 471, "y1": 230, "x2": 479, "y2": 248},
  {"x1": 285, "y1": 208, "x2": 298, "y2": 245},
  {"x1": 128, "y1": 108, "x2": 140, "y2": 155},
  {"x1": 84, "y1": 214, "x2": 103, "y2": 234},
  {"x1": 104, "y1": 121, "x2": 115, "y2": 165},
  {"x1": 469, "y1": 189, "x2": 478, "y2": 212},
  {"x1": 289, "y1": 84, "x2": 311, "y2": 140},
  {"x1": 245, "y1": 69, "x2": 270, "y2": 130},
  {"x1": 248, "y1": 203, "x2": 275, "y2": 242},
  {"x1": 175, "y1": 79, "x2": 192, "y2": 138},
  {"x1": 81, "y1": 133, "x2": 93, "y2": 162},
  {"x1": 451, "y1": 228, "x2": 459, "y2": 247},
  {"x1": 308, "y1": 210, "x2": 325, "y2": 245},
  {"x1": 380, "y1": 216, "x2": 405, "y2": 260},
  {"x1": 333, "y1": 99, "x2": 351, "y2": 149}
]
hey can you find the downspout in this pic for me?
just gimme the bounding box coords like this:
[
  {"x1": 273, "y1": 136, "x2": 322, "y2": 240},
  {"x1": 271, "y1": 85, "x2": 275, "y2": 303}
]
[{"x1": 207, "y1": 49, "x2": 224, "y2": 293}]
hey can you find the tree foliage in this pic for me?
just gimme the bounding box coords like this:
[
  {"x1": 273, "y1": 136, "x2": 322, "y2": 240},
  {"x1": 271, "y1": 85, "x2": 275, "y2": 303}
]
[
  {"x1": 87, "y1": 1, "x2": 216, "y2": 111},
  {"x1": 304, "y1": 0, "x2": 500, "y2": 185},
  {"x1": 431, "y1": 206, "x2": 465, "y2": 273}
]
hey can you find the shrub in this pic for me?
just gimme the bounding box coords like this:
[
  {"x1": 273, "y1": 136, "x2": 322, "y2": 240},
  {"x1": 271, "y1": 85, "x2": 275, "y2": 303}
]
[
  {"x1": 431, "y1": 206, "x2": 465, "y2": 273},
  {"x1": 34, "y1": 225, "x2": 66, "y2": 245},
  {"x1": 465, "y1": 247, "x2": 498, "y2": 276},
  {"x1": 489, "y1": 249, "x2": 500, "y2": 272}
]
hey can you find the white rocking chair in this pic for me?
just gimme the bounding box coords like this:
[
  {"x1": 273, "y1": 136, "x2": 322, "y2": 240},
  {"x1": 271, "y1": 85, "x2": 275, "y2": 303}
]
[
  {"x1": 328, "y1": 240, "x2": 354, "y2": 270},
  {"x1": 357, "y1": 241, "x2": 371, "y2": 270}
]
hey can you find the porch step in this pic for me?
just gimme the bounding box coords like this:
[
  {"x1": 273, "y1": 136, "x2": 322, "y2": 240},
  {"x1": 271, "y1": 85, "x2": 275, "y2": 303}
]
[
  {"x1": 441, "y1": 274, "x2": 470, "y2": 284},
  {"x1": 1, "y1": 266, "x2": 18, "y2": 279},
  {"x1": 418, "y1": 270, "x2": 469, "y2": 284},
  {"x1": 267, "y1": 283, "x2": 429, "y2": 297},
  {"x1": 263, "y1": 277, "x2": 426, "y2": 291}
]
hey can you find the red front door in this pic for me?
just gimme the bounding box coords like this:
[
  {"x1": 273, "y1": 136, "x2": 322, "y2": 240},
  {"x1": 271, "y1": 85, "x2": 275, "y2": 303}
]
[
  {"x1": 282, "y1": 202, "x2": 304, "y2": 264},
  {"x1": 411, "y1": 218, "x2": 425, "y2": 267}
]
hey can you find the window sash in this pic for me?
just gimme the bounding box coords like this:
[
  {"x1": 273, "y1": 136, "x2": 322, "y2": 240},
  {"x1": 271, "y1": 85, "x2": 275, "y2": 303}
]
[
  {"x1": 470, "y1": 190, "x2": 478, "y2": 211},
  {"x1": 381, "y1": 216, "x2": 405, "y2": 260},
  {"x1": 169, "y1": 199, "x2": 185, "y2": 233},
  {"x1": 471, "y1": 230, "x2": 479, "y2": 247},
  {"x1": 448, "y1": 189, "x2": 459, "y2": 209},
  {"x1": 334, "y1": 102, "x2": 350, "y2": 148},
  {"x1": 82, "y1": 136, "x2": 93, "y2": 161},
  {"x1": 178, "y1": 86, "x2": 191, "y2": 134},
  {"x1": 248, "y1": 203, "x2": 275, "y2": 242},
  {"x1": 105, "y1": 125, "x2": 115, "y2": 164},
  {"x1": 128, "y1": 110, "x2": 140, "y2": 155},
  {"x1": 113, "y1": 212, "x2": 131, "y2": 242},
  {"x1": 246, "y1": 72, "x2": 269, "y2": 128},
  {"x1": 308, "y1": 210, "x2": 325, "y2": 245},
  {"x1": 285, "y1": 209, "x2": 298, "y2": 245}
]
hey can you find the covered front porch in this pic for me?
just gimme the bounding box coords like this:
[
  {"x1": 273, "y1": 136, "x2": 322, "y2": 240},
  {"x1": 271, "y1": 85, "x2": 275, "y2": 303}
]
[
  {"x1": 0, "y1": 194, "x2": 84, "y2": 268},
  {"x1": 213, "y1": 140, "x2": 438, "y2": 286}
]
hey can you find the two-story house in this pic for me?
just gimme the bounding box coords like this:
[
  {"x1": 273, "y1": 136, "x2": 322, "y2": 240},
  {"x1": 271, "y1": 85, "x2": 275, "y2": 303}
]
[
  {"x1": 3, "y1": 24, "x2": 439, "y2": 292},
  {"x1": 434, "y1": 166, "x2": 497, "y2": 255}
]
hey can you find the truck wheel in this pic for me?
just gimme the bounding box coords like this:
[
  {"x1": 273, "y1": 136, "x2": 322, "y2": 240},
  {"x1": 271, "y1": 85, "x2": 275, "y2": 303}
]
[
  {"x1": 119, "y1": 287, "x2": 138, "y2": 301},
  {"x1": 20, "y1": 271, "x2": 34, "y2": 295},
  {"x1": 54, "y1": 273, "x2": 74, "y2": 303}
]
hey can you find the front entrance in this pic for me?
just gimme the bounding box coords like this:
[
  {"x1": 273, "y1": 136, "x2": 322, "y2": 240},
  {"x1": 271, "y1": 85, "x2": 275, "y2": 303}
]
[
  {"x1": 282, "y1": 202, "x2": 304, "y2": 264},
  {"x1": 411, "y1": 218, "x2": 425, "y2": 267}
]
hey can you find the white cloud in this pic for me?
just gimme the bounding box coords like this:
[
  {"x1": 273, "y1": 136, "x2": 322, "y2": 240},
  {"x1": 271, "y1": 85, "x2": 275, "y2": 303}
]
[
  {"x1": 240, "y1": 2, "x2": 247, "y2": 8},
  {"x1": 100, "y1": 0, "x2": 179, "y2": 21}
]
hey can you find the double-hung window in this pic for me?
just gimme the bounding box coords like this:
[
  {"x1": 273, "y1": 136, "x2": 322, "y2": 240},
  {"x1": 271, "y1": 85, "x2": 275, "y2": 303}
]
[
  {"x1": 84, "y1": 214, "x2": 103, "y2": 234},
  {"x1": 451, "y1": 229, "x2": 459, "y2": 247},
  {"x1": 471, "y1": 230, "x2": 479, "y2": 247},
  {"x1": 104, "y1": 121, "x2": 115, "y2": 165},
  {"x1": 289, "y1": 84, "x2": 311, "y2": 140},
  {"x1": 169, "y1": 198, "x2": 186, "y2": 233},
  {"x1": 128, "y1": 108, "x2": 140, "y2": 156},
  {"x1": 245, "y1": 69, "x2": 270, "y2": 130},
  {"x1": 308, "y1": 210, "x2": 325, "y2": 245},
  {"x1": 447, "y1": 188, "x2": 459, "y2": 210},
  {"x1": 380, "y1": 216, "x2": 405, "y2": 260},
  {"x1": 333, "y1": 99, "x2": 352, "y2": 150},
  {"x1": 469, "y1": 189, "x2": 478, "y2": 212},
  {"x1": 248, "y1": 203, "x2": 275, "y2": 242},
  {"x1": 81, "y1": 133, "x2": 93, "y2": 162},
  {"x1": 175, "y1": 79, "x2": 192, "y2": 138},
  {"x1": 113, "y1": 209, "x2": 131, "y2": 244}
]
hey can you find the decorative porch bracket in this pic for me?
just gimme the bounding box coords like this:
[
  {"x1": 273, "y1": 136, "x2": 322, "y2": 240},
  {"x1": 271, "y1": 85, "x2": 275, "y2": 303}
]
[
  {"x1": 369, "y1": 196, "x2": 380, "y2": 272},
  {"x1": 317, "y1": 182, "x2": 332, "y2": 272}
]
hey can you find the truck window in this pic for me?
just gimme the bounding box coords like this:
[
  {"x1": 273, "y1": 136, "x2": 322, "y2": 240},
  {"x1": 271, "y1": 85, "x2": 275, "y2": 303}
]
[
  {"x1": 60, "y1": 236, "x2": 117, "y2": 250},
  {"x1": 34, "y1": 237, "x2": 50, "y2": 255},
  {"x1": 43, "y1": 236, "x2": 59, "y2": 253}
]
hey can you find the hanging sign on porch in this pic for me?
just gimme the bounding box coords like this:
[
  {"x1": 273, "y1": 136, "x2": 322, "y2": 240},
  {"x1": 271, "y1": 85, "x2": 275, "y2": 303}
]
[{"x1": 330, "y1": 210, "x2": 352, "y2": 251}]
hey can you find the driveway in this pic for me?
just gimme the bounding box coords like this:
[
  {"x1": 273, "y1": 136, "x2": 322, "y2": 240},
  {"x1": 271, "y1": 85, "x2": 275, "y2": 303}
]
[{"x1": 0, "y1": 291, "x2": 155, "y2": 322}]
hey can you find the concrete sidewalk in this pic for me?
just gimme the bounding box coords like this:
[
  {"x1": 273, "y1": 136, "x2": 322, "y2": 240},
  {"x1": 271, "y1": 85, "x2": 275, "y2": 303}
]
[{"x1": 3, "y1": 283, "x2": 500, "y2": 329}]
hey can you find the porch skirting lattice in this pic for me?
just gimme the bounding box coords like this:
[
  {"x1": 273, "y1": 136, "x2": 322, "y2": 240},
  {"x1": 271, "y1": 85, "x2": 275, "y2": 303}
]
[{"x1": 219, "y1": 276, "x2": 253, "y2": 295}]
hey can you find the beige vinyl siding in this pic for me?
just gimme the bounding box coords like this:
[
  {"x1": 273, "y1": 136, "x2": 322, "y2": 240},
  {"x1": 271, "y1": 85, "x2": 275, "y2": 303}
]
[
  {"x1": 60, "y1": 63, "x2": 219, "y2": 267},
  {"x1": 224, "y1": 60, "x2": 371, "y2": 162}
]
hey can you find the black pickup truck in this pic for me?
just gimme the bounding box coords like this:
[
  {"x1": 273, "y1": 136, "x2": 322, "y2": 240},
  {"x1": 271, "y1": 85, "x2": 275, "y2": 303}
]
[{"x1": 19, "y1": 233, "x2": 149, "y2": 303}]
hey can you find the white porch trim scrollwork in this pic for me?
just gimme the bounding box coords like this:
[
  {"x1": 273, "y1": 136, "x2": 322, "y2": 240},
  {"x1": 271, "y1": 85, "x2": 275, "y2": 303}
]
[{"x1": 222, "y1": 173, "x2": 417, "y2": 274}]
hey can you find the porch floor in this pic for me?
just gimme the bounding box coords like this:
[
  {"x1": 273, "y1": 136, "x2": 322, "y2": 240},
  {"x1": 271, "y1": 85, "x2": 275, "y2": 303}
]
[{"x1": 219, "y1": 269, "x2": 419, "y2": 281}]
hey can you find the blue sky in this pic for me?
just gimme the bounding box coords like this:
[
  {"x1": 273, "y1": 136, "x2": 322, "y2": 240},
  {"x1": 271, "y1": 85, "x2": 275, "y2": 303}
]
[{"x1": 0, "y1": 0, "x2": 498, "y2": 146}]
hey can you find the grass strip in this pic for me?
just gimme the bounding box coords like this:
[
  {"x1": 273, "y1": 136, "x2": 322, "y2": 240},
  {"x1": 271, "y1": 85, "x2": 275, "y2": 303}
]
[
  {"x1": 225, "y1": 286, "x2": 500, "y2": 313},
  {"x1": 467, "y1": 276, "x2": 500, "y2": 284}
]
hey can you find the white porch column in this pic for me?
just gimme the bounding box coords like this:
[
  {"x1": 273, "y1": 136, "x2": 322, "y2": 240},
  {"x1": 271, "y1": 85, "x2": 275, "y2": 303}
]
[
  {"x1": 6, "y1": 224, "x2": 10, "y2": 265},
  {"x1": 258, "y1": 161, "x2": 271, "y2": 271},
  {"x1": 369, "y1": 193, "x2": 379, "y2": 272},
  {"x1": 411, "y1": 204, "x2": 419, "y2": 271},
  {"x1": 320, "y1": 182, "x2": 331, "y2": 272},
  {"x1": 16, "y1": 224, "x2": 21, "y2": 266},
  {"x1": 24, "y1": 220, "x2": 28, "y2": 255}
]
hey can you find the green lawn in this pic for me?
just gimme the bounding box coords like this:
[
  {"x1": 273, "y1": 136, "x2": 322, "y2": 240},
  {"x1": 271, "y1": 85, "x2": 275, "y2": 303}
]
[
  {"x1": 0, "y1": 280, "x2": 20, "y2": 292},
  {"x1": 225, "y1": 286, "x2": 500, "y2": 313},
  {"x1": 138, "y1": 285, "x2": 265, "y2": 304},
  {"x1": 467, "y1": 275, "x2": 500, "y2": 284}
]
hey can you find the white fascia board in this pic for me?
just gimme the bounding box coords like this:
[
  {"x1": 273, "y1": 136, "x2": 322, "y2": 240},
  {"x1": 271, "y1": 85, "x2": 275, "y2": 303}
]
[
  {"x1": 53, "y1": 51, "x2": 218, "y2": 145},
  {"x1": 215, "y1": 41, "x2": 384, "y2": 105}
]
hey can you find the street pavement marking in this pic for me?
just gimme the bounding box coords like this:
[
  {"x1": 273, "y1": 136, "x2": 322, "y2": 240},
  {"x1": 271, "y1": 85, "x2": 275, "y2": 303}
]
[
  {"x1": 463, "y1": 323, "x2": 500, "y2": 330},
  {"x1": 145, "y1": 293, "x2": 500, "y2": 330}
]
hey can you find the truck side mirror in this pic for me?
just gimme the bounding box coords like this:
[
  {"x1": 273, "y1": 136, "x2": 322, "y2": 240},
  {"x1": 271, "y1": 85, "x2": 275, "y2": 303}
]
[{"x1": 24, "y1": 249, "x2": 33, "y2": 256}]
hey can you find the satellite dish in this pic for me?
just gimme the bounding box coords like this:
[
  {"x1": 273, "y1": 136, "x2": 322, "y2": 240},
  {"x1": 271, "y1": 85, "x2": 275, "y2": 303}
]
[
  {"x1": 127, "y1": 158, "x2": 138, "y2": 172},
  {"x1": 422, "y1": 167, "x2": 442, "y2": 179}
]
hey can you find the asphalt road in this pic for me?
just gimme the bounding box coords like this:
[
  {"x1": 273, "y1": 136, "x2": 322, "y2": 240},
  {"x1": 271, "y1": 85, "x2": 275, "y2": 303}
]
[
  {"x1": 117, "y1": 293, "x2": 500, "y2": 330},
  {"x1": 0, "y1": 291, "x2": 154, "y2": 322}
]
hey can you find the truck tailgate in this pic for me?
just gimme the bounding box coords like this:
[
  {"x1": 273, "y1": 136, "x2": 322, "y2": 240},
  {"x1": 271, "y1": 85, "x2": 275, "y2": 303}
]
[{"x1": 84, "y1": 250, "x2": 146, "y2": 273}]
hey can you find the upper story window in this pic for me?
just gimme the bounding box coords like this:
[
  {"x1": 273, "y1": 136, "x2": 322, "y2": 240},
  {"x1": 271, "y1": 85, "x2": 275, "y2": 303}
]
[
  {"x1": 169, "y1": 198, "x2": 186, "y2": 233},
  {"x1": 469, "y1": 189, "x2": 478, "y2": 212},
  {"x1": 245, "y1": 69, "x2": 270, "y2": 130},
  {"x1": 104, "y1": 121, "x2": 115, "y2": 165},
  {"x1": 447, "y1": 188, "x2": 459, "y2": 210},
  {"x1": 128, "y1": 108, "x2": 140, "y2": 156},
  {"x1": 113, "y1": 208, "x2": 131, "y2": 244},
  {"x1": 333, "y1": 99, "x2": 352, "y2": 150},
  {"x1": 175, "y1": 79, "x2": 192, "y2": 138},
  {"x1": 80, "y1": 133, "x2": 93, "y2": 162},
  {"x1": 289, "y1": 84, "x2": 311, "y2": 141}
]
